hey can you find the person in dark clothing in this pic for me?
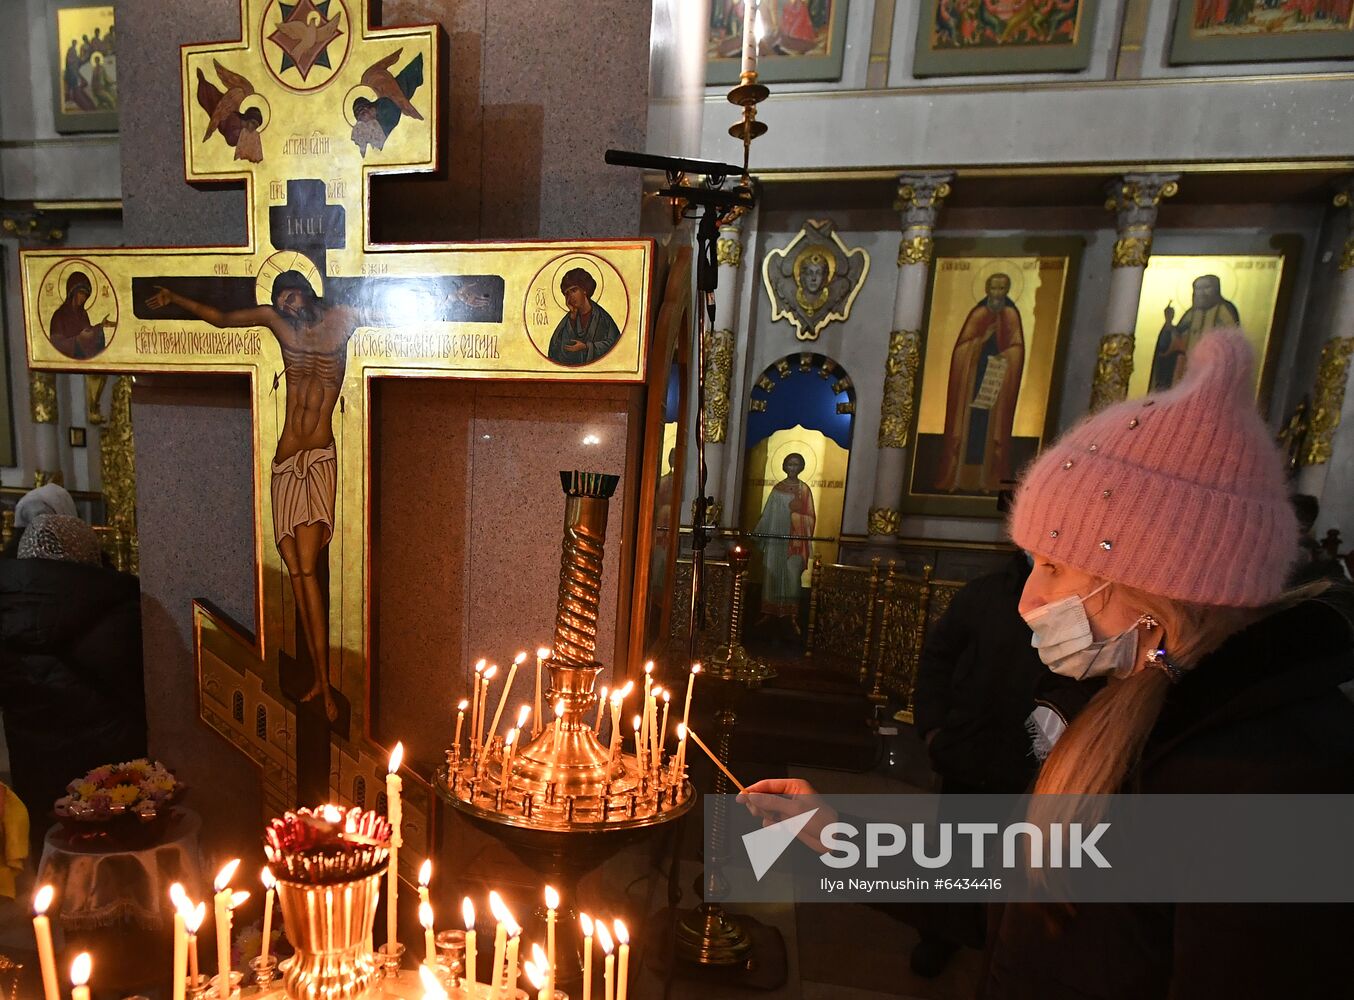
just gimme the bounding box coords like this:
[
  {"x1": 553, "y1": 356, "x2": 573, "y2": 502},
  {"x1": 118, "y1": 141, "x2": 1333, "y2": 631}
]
[{"x1": 0, "y1": 514, "x2": 147, "y2": 853}]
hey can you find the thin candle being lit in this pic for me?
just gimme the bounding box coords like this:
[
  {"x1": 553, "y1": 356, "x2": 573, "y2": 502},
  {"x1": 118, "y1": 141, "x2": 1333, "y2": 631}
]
[
  {"x1": 32, "y1": 884, "x2": 59, "y2": 1000},
  {"x1": 678, "y1": 723, "x2": 747, "y2": 792}
]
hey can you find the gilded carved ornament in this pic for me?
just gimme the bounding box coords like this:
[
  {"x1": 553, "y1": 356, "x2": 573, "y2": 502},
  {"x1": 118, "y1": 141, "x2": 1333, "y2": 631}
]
[
  {"x1": 877, "y1": 329, "x2": 921, "y2": 449},
  {"x1": 894, "y1": 173, "x2": 953, "y2": 231},
  {"x1": 1301, "y1": 337, "x2": 1354, "y2": 467},
  {"x1": 1089, "y1": 333, "x2": 1135, "y2": 412},
  {"x1": 101, "y1": 376, "x2": 139, "y2": 573},
  {"x1": 716, "y1": 237, "x2": 743, "y2": 268},
  {"x1": 1111, "y1": 235, "x2": 1152, "y2": 269},
  {"x1": 1105, "y1": 174, "x2": 1178, "y2": 268},
  {"x1": 702, "y1": 328, "x2": 734, "y2": 444},
  {"x1": 867, "y1": 506, "x2": 900, "y2": 536},
  {"x1": 28, "y1": 371, "x2": 58, "y2": 424},
  {"x1": 898, "y1": 235, "x2": 934, "y2": 268},
  {"x1": 762, "y1": 219, "x2": 870, "y2": 341}
]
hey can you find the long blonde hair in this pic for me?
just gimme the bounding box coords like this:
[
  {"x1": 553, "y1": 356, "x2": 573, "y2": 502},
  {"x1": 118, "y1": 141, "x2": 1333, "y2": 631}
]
[{"x1": 1032, "y1": 584, "x2": 1260, "y2": 797}]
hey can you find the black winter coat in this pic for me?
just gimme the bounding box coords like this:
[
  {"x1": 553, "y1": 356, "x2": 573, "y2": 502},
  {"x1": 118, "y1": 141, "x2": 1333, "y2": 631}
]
[
  {"x1": 983, "y1": 599, "x2": 1354, "y2": 999},
  {"x1": 913, "y1": 551, "x2": 1058, "y2": 792},
  {"x1": 0, "y1": 557, "x2": 148, "y2": 834}
]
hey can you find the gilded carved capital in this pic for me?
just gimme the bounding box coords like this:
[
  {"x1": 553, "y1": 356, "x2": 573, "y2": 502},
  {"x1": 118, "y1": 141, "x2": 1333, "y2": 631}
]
[
  {"x1": 1111, "y1": 235, "x2": 1152, "y2": 269},
  {"x1": 702, "y1": 328, "x2": 735, "y2": 444},
  {"x1": 897, "y1": 235, "x2": 934, "y2": 268},
  {"x1": 894, "y1": 172, "x2": 954, "y2": 232},
  {"x1": 716, "y1": 237, "x2": 743, "y2": 268},
  {"x1": 1089, "y1": 333, "x2": 1136, "y2": 412},
  {"x1": 29, "y1": 370, "x2": 58, "y2": 424},
  {"x1": 1104, "y1": 173, "x2": 1179, "y2": 231},
  {"x1": 1302, "y1": 337, "x2": 1354, "y2": 467},
  {"x1": 868, "y1": 506, "x2": 900, "y2": 537},
  {"x1": 878, "y1": 329, "x2": 921, "y2": 448}
]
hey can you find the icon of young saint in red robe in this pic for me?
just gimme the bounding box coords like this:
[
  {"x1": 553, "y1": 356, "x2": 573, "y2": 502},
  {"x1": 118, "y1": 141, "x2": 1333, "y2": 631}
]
[{"x1": 934, "y1": 273, "x2": 1025, "y2": 494}]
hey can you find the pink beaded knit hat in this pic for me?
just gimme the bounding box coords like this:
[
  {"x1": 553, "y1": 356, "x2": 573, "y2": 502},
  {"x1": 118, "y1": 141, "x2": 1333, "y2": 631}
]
[{"x1": 1010, "y1": 329, "x2": 1298, "y2": 608}]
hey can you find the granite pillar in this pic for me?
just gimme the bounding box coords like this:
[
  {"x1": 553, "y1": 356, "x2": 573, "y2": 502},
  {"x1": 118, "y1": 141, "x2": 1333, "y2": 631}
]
[
  {"x1": 868, "y1": 172, "x2": 952, "y2": 538},
  {"x1": 1090, "y1": 173, "x2": 1179, "y2": 412}
]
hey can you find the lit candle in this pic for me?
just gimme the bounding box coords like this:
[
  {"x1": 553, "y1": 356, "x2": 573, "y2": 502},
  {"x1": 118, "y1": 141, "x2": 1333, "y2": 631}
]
[
  {"x1": 632, "y1": 715, "x2": 643, "y2": 764},
  {"x1": 659, "y1": 690, "x2": 671, "y2": 771},
  {"x1": 32, "y1": 885, "x2": 59, "y2": 1000},
  {"x1": 418, "y1": 859, "x2": 433, "y2": 911},
  {"x1": 679, "y1": 665, "x2": 700, "y2": 770},
  {"x1": 524, "y1": 958, "x2": 546, "y2": 1000},
  {"x1": 614, "y1": 921, "x2": 630, "y2": 1000},
  {"x1": 608, "y1": 692, "x2": 623, "y2": 760},
  {"x1": 503, "y1": 728, "x2": 519, "y2": 783},
  {"x1": 535, "y1": 647, "x2": 550, "y2": 734},
  {"x1": 479, "y1": 665, "x2": 499, "y2": 748},
  {"x1": 552, "y1": 699, "x2": 567, "y2": 755},
  {"x1": 741, "y1": 0, "x2": 759, "y2": 75},
  {"x1": 463, "y1": 897, "x2": 478, "y2": 990},
  {"x1": 213, "y1": 858, "x2": 240, "y2": 995},
  {"x1": 580, "y1": 913, "x2": 594, "y2": 1000},
  {"x1": 187, "y1": 901, "x2": 206, "y2": 988},
  {"x1": 488, "y1": 891, "x2": 510, "y2": 997},
  {"x1": 388, "y1": 743, "x2": 405, "y2": 951},
  {"x1": 544, "y1": 885, "x2": 559, "y2": 999},
  {"x1": 471, "y1": 659, "x2": 486, "y2": 748},
  {"x1": 260, "y1": 867, "x2": 277, "y2": 965},
  {"x1": 673, "y1": 724, "x2": 688, "y2": 782},
  {"x1": 69, "y1": 952, "x2": 92, "y2": 1000},
  {"x1": 594, "y1": 685, "x2": 609, "y2": 732},
  {"x1": 598, "y1": 922, "x2": 615, "y2": 1000},
  {"x1": 641, "y1": 661, "x2": 653, "y2": 748},
  {"x1": 419, "y1": 963, "x2": 449, "y2": 1000},
  {"x1": 170, "y1": 884, "x2": 189, "y2": 1000},
  {"x1": 420, "y1": 900, "x2": 437, "y2": 966},
  {"x1": 454, "y1": 698, "x2": 469, "y2": 755},
  {"x1": 517, "y1": 704, "x2": 532, "y2": 739},
  {"x1": 505, "y1": 922, "x2": 522, "y2": 998},
  {"x1": 527, "y1": 946, "x2": 550, "y2": 1000},
  {"x1": 489, "y1": 653, "x2": 525, "y2": 742},
  {"x1": 647, "y1": 687, "x2": 661, "y2": 773}
]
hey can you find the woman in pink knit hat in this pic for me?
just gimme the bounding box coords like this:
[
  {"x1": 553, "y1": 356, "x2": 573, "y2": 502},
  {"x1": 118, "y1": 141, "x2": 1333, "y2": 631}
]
[{"x1": 742, "y1": 330, "x2": 1354, "y2": 997}]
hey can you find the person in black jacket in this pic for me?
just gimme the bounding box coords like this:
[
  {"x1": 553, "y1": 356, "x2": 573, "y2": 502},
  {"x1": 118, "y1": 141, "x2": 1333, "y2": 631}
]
[
  {"x1": 742, "y1": 331, "x2": 1354, "y2": 997},
  {"x1": 0, "y1": 514, "x2": 147, "y2": 853}
]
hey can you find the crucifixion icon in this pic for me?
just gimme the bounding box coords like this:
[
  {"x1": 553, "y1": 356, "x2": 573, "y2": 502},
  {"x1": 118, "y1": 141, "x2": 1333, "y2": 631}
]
[{"x1": 21, "y1": 0, "x2": 652, "y2": 861}]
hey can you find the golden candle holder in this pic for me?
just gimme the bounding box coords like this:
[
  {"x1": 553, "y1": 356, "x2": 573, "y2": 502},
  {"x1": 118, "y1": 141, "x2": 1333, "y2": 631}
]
[
  {"x1": 708, "y1": 544, "x2": 774, "y2": 685},
  {"x1": 438, "y1": 472, "x2": 694, "y2": 987},
  {"x1": 727, "y1": 70, "x2": 769, "y2": 178}
]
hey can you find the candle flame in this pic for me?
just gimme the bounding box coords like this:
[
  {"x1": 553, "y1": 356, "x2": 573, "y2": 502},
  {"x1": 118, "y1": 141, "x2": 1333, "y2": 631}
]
[
  {"x1": 545, "y1": 885, "x2": 559, "y2": 910},
  {"x1": 644, "y1": 661, "x2": 654, "y2": 675},
  {"x1": 33, "y1": 884, "x2": 54, "y2": 915},
  {"x1": 677, "y1": 723, "x2": 687, "y2": 740},
  {"x1": 620, "y1": 680, "x2": 635, "y2": 697},
  {"x1": 261, "y1": 867, "x2": 276, "y2": 890},
  {"x1": 458, "y1": 698, "x2": 469, "y2": 711},
  {"x1": 610, "y1": 691, "x2": 623, "y2": 706},
  {"x1": 692, "y1": 663, "x2": 702, "y2": 674},
  {"x1": 483, "y1": 664, "x2": 499, "y2": 681},
  {"x1": 169, "y1": 882, "x2": 190, "y2": 914},
  {"x1": 505, "y1": 728, "x2": 518, "y2": 747},
  {"x1": 214, "y1": 858, "x2": 241, "y2": 892},
  {"x1": 70, "y1": 952, "x2": 91, "y2": 987},
  {"x1": 614, "y1": 919, "x2": 629, "y2": 945},
  {"x1": 632, "y1": 715, "x2": 642, "y2": 731},
  {"x1": 321, "y1": 803, "x2": 342, "y2": 822},
  {"x1": 663, "y1": 690, "x2": 671, "y2": 703},
  {"x1": 187, "y1": 901, "x2": 207, "y2": 934},
  {"x1": 462, "y1": 897, "x2": 475, "y2": 929},
  {"x1": 517, "y1": 704, "x2": 531, "y2": 728},
  {"x1": 537, "y1": 646, "x2": 551, "y2": 659},
  {"x1": 524, "y1": 960, "x2": 545, "y2": 990},
  {"x1": 555, "y1": 698, "x2": 565, "y2": 719},
  {"x1": 419, "y1": 963, "x2": 449, "y2": 1000},
  {"x1": 488, "y1": 890, "x2": 510, "y2": 924},
  {"x1": 389, "y1": 741, "x2": 405, "y2": 773},
  {"x1": 580, "y1": 912, "x2": 593, "y2": 936},
  {"x1": 419, "y1": 900, "x2": 434, "y2": 930},
  {"x1": 514, "y1": 650, "x2": 528, "y2": 665},
  {"x1": 532, "y1": 942, "x2": 547, "y2": 967},
  {"x1": 418, "y1": 859, "x2": 432, "y2": 887},
  {"x1": 597, "y1": 921, "x2": 614, "y2": 954},
  {"x1": 474, "y1": 658, "x2": 486, "y2": 674},
  {"x1": 228, "y1": 890, "x2": 251, "y2": 910},
  {"x1": 507, "y1": 918, "x2": 522, "y2": 938},
  {"x1": 599, "y1": 685, "x2": 609, "y2": 701}
]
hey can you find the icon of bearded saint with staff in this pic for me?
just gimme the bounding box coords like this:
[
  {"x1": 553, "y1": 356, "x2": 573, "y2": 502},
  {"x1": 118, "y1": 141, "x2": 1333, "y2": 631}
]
[{"x1": 762, "y1": 219, "x2": 869, "y2": 341}]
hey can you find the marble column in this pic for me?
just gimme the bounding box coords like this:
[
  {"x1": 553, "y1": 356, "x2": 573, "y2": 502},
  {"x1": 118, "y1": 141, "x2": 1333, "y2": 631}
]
[
  {"x1": 868, "y1": 172, "x2": 953, "y2": 538},
  {"x1": 1089, "y1": 173, "x2": 1180, "y2": 412},
  {"x1": 28, "y1": 371, "x2": 62, "y2": 485},
  {"x1": 700, "y1": 212, "x2": 746, "y2": 527},
  {"x1": 1297, "y1": 183, "x2": 1354, "y2": 523}
]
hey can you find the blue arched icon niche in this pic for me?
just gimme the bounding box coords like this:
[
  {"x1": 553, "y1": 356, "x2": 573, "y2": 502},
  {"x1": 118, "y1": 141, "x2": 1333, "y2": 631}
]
[{"x1": 741, "y1": 353, "x2": 856, "y2": 638}]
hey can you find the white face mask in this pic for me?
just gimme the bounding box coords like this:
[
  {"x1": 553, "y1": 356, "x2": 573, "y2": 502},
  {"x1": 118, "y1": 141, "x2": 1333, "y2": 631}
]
[{"x1": 1022, "y1": 582, "x2": 1142, "y2": 681}]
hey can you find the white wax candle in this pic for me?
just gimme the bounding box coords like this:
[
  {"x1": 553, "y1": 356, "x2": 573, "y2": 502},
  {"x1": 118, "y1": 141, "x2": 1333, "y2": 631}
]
[
  {"x1": 488, "y1": 892, "x2": 509, "y2": 997},
  {"x1": 552, "y1": 699, "x2": 566, "y2": 755},
  {"x1": 641, "y1": 662, "x2": 653, "y2": 747},
  {"x1": 32, "y1": 885, "x2": 59, "y2": 1000},
  {"x1": 478, "y1": 666, "x2": 498, "y2": 748},
  {"x1": 505, "y1": 930, "x2": 521, "y2": 997},
  {"x1": 659, "y1": 691, "x2": 672, "y2": 771},
  {"x1": 632, "y1": 715, "x2": 643, "y2": 764},
  {"x1": 535, "y1": 647, "x2": 550, "y2": 734},
  {"x1": 454, "y1": 699, "x2": 468, "y2": 755},
  {"x1": 741, "y1": 0, "x2": 758, "y2": 75},
  {"x1": 171, "y1": 901, "x2": 187, "y2": 1000},
  {"x1": 69, "y1": 952, "x2": 91, "y2": 1000},
  {"x1": 213, "y1": 859, "x2": 240, "y2": 995},
  {"x1": 614, "y1": 921, "x2": 630, "y2": 1000},
  {"x1": 544, "y1": 885, "x2": 559, "y2": 999},
  {"x1": 463, "y1": 898, "x2": 478, "y2": 989},
  {"x1": 580, "y1": 913, "x2": 594, "y2": 1000},
  {"x1": 488, "y1": 655, "x2": 523, "y2": 741},
  {"x1": 260, "y1": 868, "x2": 276, "y2": 965},
  {"x1": 420, "y1": 900, "x2": 437, "y2": 965},
  {"x1": 597, "y1": 922, "x2": 614, "y2": 1000},
  {"x1": 471, "y1": 660, "x2": 486, "y2": 747},
  {"x1": 594, "y1": 686, "x2": 609, "y2": 732},
  {"x1": 387, "y1": 744, "x2": 405, "y2": 950},
  {"x1": 186, "y1": 901, "x2": 205, "y2": 987}
]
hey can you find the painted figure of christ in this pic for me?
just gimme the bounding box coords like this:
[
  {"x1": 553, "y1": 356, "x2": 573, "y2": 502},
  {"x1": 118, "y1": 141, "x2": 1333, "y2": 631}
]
[{"x1": 147, "y1": 271, "x2": 361, "y2": 723}]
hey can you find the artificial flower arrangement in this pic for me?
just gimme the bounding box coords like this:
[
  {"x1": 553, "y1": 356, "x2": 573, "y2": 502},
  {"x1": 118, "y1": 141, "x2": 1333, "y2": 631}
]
[{"x1": 54, "y1": 758, "x2": 181, "y2": 823}]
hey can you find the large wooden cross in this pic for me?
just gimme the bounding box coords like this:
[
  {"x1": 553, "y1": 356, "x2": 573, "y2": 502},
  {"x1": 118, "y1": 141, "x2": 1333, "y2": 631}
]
[{"x1": 20, "y1": 0, "x2": 652, "y2": 864}]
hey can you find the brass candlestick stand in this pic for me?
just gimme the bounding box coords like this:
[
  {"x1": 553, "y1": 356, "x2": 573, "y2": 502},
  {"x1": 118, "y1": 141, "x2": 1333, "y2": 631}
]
[
  {"x1": 439, "y1": 471, "x2": 694, "y2": 986},
  {"x1": 708, "y1": 544, "x2": 774, "y2": 684}
]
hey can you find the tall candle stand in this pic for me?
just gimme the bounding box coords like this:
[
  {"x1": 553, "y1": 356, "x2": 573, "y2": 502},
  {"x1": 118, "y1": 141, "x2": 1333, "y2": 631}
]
[
  {"x1": 439, "y1": 471, "x2": 695, "y2": 988},
  {"x1": 707, "y1": 544, "x2": 773, "y2": 684}
]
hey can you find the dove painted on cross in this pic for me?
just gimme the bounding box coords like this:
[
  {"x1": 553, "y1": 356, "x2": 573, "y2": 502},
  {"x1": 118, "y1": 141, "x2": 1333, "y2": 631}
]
[{"x1": 19, "y1": 0, "x2": 652, "y2": 853}]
